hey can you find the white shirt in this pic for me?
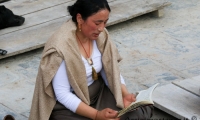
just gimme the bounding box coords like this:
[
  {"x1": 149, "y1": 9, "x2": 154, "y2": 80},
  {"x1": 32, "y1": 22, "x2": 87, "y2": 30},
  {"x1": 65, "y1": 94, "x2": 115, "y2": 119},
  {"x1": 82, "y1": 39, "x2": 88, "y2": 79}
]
[{"x1": 52, "y1": 40, "x2": 125, "y2": 112}]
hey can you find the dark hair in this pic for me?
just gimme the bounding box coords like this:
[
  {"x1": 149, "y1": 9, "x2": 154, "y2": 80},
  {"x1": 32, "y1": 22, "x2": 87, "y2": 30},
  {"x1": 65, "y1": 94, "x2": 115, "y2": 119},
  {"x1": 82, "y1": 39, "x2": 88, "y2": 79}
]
[{"x1": 68, "y1": 0, "x2": 111, "y2": 24}]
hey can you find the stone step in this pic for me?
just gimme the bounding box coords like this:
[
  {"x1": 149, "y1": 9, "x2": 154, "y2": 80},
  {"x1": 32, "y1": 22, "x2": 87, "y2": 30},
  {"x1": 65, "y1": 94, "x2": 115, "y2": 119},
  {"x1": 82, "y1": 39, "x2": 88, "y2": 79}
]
[
  {"x1": 0, "y1": 0, "x2": 171, "y2": 59},
  {"x1": 153, "y1": 77, "x2": 200, "y2": 120}
]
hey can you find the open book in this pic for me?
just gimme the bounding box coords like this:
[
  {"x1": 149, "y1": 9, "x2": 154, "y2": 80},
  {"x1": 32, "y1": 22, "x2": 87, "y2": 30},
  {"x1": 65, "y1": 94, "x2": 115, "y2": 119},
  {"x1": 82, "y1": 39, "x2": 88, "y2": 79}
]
[{"x1": 117, "y1": 83, "x2": 159, "y2": 117}]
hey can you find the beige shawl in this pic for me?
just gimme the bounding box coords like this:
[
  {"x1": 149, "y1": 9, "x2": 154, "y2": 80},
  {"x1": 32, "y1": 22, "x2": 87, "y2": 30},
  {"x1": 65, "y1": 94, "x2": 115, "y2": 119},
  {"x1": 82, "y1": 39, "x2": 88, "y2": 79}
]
[{"x1": 29, "y1": 19, "x2": 124, "y2": 120}]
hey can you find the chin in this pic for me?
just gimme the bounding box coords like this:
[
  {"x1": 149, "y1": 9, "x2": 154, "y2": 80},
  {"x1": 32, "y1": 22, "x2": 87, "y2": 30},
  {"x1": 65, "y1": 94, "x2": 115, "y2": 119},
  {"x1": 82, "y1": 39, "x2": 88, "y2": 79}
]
[{"x1": 91, "y1": 36, "x2": 98, "y2": 40}]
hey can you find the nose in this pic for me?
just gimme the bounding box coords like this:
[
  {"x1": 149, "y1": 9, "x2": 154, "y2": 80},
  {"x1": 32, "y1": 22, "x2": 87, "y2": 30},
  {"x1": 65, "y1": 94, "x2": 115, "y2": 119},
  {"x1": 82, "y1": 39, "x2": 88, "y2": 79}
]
[
  {"x1": 98, "y1": 23, "x2": 105, "y2": 32},
  {"x1": 98, "y1": 28, "x2": 103, "y2": 32}
]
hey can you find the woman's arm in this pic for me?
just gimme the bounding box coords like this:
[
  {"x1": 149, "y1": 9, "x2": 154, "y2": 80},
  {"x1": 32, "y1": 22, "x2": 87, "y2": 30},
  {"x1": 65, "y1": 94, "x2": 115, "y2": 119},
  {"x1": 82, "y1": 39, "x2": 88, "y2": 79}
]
[
  {"x1": 76, "y1": 102, "x2": 119, "y2": 120},
  {"x1": 52, "y1": 61, "x2": 81, "y2": 112},
  {"x1": 121, "y1": 84, "x2": 130, "y2": 97},
  {"x1": 100, "y1": 69, "x2": 135, "y2": 108},
  {"x1": 121, "y1": 84, "x2": 136, "y2": 108},
  {"x1": 53, "y1": 61, "x2": 118, "y2": 119},
  {"x1": 76, "y1": 102, "x2": 98, "y2": 119}
]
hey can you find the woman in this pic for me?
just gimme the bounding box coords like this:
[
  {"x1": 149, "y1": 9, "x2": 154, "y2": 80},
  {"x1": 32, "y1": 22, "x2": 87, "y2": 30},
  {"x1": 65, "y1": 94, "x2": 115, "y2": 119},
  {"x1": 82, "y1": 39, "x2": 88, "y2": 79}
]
[{"x1": 29, "y1": 0, "x2": 153, "y2": 120}]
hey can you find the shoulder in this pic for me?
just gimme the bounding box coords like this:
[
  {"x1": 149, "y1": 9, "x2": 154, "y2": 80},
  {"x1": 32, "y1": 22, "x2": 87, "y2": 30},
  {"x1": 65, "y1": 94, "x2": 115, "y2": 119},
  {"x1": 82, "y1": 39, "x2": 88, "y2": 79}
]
[
  {"x1": 104, "y1": 28, "x2": 109, "y2": 33},
  {"x1": 47, "y1": 19, "x2": 76, "y2": 46},
  {"x1": 103, "y1": 28, "x2": 109, "y2": 37},
  {"x1": 44, "y1": 19, "x2": 77, "y2": 56}
]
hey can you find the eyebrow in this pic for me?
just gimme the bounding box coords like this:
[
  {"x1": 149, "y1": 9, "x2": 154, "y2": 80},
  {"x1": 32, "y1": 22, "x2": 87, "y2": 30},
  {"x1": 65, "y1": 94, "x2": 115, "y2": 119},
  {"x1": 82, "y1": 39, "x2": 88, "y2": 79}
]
[{"x1": 95, "y1": 18, "x2": 109, "y2": 22}]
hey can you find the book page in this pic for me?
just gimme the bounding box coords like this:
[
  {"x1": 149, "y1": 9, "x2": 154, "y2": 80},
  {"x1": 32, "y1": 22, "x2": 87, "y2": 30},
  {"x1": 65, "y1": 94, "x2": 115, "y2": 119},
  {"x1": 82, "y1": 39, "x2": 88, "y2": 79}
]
[
  {"x1": 136, "y1": 83, "x2": 159, "y2": 103},
  {"x1": 118, "y1": 101, "x2": 151, "y2": 117},
  {"x1": 117, "y1": 83, "x2": 159, "y2": 117}
]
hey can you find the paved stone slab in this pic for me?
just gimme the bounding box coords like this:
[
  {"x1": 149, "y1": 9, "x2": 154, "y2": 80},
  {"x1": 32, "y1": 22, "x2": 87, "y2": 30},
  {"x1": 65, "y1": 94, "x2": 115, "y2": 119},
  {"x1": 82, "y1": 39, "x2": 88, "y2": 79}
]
[
  {"x1": 0, "y1": 80, "x2": 34, "y2": 118},
  {"x1": 153, "y1": 84, "x2": 200, "y2": 119},
  {"x1": 0, "y1": 69, "x2": 20, "y2": 87},
  {"x1": 181, "y1": 65, "x2": 200, "y2": 78},
  {"x1": 163, "y1": 51, "x2": 200, "y2": 71},
  {"x1": 114, "y1": 42, "x2": 183, "y2": 88},
  {"x1": 1, "y1": 0, "x2": 73, "y2": 16},
  {"x1": 164, "y1": 23, "x2": 200, "y2": 47},
  {"x1": 0, "y1": 16, "x2": 70, "y2": 59},
  {"x1": 0, "y1": 1, "x2": 74, "y2": 36},
  {"x1": 111, "y1": 28, "x2": 196, "y2": 62},
  {"x1": 0, "y1": 0, "x2": 200, "y2": 119},
  {"x1": 1, "y1": 0, "x2": 115, "y2": 16},
  {"x1": 0, "y1": 0, "x2": 115, "y2": 35},
  {"x1": 0, "y1": 0, "x2": 171, "y2": 60},
  {"x1": 173, "y1": 76, "x2": 200, "y2": 97},
  {"x1": 0, "y1": 103, "x2": 27, "y2": 120}
]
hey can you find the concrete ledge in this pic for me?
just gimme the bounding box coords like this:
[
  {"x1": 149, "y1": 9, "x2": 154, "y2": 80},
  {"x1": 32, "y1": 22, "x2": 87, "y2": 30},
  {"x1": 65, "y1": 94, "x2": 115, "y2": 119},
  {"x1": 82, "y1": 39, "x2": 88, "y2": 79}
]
[
  {"x1": 0, "y1": 0, "x2": 171, "y2": 59},
  {"x1": 153, "y1": 83, "x2": 200, "y2": 119}
]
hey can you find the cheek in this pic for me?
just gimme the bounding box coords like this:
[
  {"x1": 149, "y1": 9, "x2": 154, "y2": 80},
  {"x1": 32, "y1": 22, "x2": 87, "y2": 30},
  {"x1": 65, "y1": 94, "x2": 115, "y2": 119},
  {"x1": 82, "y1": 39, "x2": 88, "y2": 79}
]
[
  {"x1": 88, "y1": 24, "x2": 97, "y2": 33},
  {"x1": 83, "y1": 24, "x2": 97, "y2": 35}
]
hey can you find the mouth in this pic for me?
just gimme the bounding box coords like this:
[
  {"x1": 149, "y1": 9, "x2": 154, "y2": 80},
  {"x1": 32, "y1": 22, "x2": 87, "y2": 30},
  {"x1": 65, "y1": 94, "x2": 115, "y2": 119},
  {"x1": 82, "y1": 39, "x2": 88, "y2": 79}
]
[{"x1": 93, "y1": 33, "x2": 100, "y2": 37}]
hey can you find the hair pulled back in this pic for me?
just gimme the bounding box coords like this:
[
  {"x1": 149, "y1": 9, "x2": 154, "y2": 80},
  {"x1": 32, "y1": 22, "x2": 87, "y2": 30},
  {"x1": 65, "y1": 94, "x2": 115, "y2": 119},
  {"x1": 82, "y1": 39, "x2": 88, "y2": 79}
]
[{"x1": 68, "y1": 0, "x2": 111, "y2": 24}]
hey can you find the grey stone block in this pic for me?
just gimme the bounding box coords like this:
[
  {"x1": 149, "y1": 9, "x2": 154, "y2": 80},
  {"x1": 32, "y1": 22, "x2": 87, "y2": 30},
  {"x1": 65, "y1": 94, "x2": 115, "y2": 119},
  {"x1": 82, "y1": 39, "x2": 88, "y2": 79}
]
[{"x1": 0, "y1": 104, "x2": 27, "y2": 120}]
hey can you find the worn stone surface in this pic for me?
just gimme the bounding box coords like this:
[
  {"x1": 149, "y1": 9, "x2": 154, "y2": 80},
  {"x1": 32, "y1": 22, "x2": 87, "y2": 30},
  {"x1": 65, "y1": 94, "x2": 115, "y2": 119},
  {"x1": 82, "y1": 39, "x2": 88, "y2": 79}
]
[
  {"x1": 0, "y1": 0, "x2": 200, "y2": 119},
  {"x1": 0, "y1": 0, "x2": 170, "y2": 59},
  {"x1": 153, "y1": 84, "x2": 200, "y2": 119},
  {"x1": 0, "y1": 104, "x2": 27, "y2": 120}
]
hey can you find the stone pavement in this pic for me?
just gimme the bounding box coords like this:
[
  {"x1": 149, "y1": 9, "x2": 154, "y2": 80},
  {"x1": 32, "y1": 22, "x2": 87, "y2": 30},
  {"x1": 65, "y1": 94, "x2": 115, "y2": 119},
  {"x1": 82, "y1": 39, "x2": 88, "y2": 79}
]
[{"x1": 0, "y1": 0, "x2": 200, "y2": 119}]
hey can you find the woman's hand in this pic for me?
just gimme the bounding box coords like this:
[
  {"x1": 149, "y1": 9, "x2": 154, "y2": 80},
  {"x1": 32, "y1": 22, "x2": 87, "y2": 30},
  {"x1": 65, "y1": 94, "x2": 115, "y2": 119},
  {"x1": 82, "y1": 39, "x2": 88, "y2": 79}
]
[
  {"x1": 123, "y1": 93, "x2": 136, "y2": 108},
  {"x1": 95, "y1": 108, "x2": 120, "y2": 120}
]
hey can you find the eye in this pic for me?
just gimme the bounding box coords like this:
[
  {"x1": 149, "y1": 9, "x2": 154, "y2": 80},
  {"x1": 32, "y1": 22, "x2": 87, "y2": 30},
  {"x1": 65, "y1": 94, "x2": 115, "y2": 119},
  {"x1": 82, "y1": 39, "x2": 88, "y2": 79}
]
[{"x1": 95, "y1": 22, "x2": 101, "y2": 25}]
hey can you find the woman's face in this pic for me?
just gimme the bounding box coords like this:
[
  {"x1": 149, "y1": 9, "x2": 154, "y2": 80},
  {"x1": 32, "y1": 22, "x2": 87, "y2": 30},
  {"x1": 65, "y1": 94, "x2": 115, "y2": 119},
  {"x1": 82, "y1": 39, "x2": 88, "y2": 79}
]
[{"x1": 78, "y1": 9, "x2": 110, "y2": 40}]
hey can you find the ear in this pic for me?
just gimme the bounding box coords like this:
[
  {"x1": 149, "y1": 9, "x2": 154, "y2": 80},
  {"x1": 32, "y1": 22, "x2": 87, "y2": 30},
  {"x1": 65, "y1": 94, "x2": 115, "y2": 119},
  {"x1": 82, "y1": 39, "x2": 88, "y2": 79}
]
[{"x1": 76, "y1": 13, "x2": 83, "y2": 24}]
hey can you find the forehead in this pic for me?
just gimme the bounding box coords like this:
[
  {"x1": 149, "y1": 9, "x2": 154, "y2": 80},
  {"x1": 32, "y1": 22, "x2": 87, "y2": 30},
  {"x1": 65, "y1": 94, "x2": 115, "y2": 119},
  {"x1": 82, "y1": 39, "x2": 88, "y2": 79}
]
[{"x1": 87, "y1": 9, "x2": 110, "y2": 21}]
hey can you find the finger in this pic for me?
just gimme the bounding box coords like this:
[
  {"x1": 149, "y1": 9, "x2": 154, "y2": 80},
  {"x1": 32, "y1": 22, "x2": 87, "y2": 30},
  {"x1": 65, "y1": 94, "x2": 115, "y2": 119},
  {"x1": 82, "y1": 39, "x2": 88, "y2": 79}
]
[
  {"x1": 105, "y1": 110, "x2": 118, "y2": 118},
  {"x1": 132, "y1": 93, "x2": 136, "y2": 97},
  {"x1": 106, "y1": 108, "x2": 117, "y2": 114},
  {"x1": 109, "y1": 118, "x2": 120, "y2": 120},
  {"x1": 131, "y1": 93, "x2": 136, "y2": 102}
]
